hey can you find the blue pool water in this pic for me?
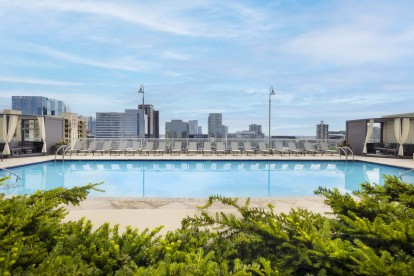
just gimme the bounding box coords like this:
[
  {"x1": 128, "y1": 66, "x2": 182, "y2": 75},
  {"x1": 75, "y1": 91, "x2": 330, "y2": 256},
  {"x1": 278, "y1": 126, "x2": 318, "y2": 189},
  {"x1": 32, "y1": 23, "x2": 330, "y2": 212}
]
[{"x1": 1, "y1": 160, "x2": 413, "y2": 197}]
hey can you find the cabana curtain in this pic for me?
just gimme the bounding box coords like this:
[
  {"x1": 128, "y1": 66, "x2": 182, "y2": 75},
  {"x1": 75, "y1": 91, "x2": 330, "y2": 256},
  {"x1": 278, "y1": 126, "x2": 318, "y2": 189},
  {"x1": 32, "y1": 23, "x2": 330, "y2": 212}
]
[
  {"x1": 37, "y1": 116, "x2": 47, "y2": 153},
  {"x1": 394, "y1": 118, "x2": 410, "y2": 156},
  {"x1": 2, "y1": 115, "x2": 18, "y2": 155},
  {"x1": 363, "y1": 119, "x2": 374, "y2": 154}
]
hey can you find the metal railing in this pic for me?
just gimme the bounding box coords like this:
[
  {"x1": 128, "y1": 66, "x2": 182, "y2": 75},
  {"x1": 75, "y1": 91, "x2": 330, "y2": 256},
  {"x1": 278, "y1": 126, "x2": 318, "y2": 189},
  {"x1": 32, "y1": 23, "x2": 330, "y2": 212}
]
[
  {"x1": 338, "y1": 147, "x2": 354, "y2": 161},
  {"x1": 0, "y1": 167, "x2": 22, "y2": 188},
  {"x1": 55, "y1": 145, "x2": 69, "y2": 161},
  {"x1": 399, "y1": 168, "x2": 414, "y2": 181}
]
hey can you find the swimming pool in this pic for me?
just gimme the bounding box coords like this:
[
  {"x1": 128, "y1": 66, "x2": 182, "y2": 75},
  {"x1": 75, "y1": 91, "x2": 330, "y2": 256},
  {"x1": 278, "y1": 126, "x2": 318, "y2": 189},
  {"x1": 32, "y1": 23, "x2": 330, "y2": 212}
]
[{"x1": 1, "y1": 160, "x2": 413, "y2": 197}]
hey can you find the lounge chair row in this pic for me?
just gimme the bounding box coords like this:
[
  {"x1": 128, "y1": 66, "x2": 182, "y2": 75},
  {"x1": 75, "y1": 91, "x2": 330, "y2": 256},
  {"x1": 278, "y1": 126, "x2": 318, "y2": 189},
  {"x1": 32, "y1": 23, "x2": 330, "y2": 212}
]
[{"x1": 65, "y1": 141, "x2": 338, "y2": 156}]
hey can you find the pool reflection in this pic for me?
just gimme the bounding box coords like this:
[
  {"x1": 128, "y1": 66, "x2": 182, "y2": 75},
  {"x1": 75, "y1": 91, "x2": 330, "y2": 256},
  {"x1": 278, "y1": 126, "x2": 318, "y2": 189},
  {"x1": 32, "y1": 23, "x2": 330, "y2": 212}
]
[{"x1": 1, "y1": 161, "x2": 412, "y2": 198}]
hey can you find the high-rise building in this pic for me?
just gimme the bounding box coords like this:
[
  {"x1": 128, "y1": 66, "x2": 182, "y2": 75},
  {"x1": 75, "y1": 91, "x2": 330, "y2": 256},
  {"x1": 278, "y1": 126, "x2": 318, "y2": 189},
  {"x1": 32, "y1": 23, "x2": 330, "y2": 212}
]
[
  {"x1": 316, "y1": 121, "x2": 329, "y2": 140},
  {"x1": 61, "y1": 112, "x2": 87, "y2": 144},
  {"x1": 87, "y1": 116, "x2": 96, "y2": 137},
  {"x1": 12, "y1": 96, "x2": 68, "y2": 116},
  {"x1": 165, "y1": 120, "x2": 189, "y2": 138},
  {"x1": 95, "y1": 109, "x2": 147, "y2": 138},
  {"x1": 249, "y1": 124, "x2": 262, "y2": 133},
  {"x1": 197, "y1": 126, "x2": 202, "y2": 135},
  {"x1": 188, "y1": 120, "x2": 199, "y2": 135},
  {"x1": 95, "y1": 112, "x2": 124, "y2": 138},
  {"x1": 138, "y1": 104, "x2": 159, "y2": 138},
  {"x1": 208, "y1": 113, "x2": 225, "y2": 138}
]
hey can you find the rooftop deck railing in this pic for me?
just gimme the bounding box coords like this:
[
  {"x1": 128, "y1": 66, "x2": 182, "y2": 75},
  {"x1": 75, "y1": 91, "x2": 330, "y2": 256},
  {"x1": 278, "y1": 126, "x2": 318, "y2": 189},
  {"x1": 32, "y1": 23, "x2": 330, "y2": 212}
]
[{"x1": 61, "y1": 137, "x2": 340, "y2": 154}]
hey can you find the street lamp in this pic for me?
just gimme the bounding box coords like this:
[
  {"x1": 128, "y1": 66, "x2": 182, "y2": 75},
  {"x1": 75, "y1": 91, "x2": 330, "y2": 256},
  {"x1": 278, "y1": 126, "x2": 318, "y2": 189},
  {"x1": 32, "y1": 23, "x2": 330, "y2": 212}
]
[
  {"x1": 268, "y1": 86, "x2": 276, "y2": 147},
  {"x1": 138, "y1": 84, "x2": 145, "y2": 140}
]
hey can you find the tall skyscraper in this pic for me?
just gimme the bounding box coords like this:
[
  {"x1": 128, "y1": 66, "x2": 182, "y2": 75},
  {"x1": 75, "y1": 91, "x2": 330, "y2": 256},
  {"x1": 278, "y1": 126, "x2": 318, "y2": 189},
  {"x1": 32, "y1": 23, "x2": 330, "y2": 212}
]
[
  {"x1": 208, "y1": 113, "x2": 225, "y2": 138},
  {"x1": 87, "y1": 116, "x2": 96, "y2": 137},
  {"x1": 138, "y1": 104, "x2": 159, "y2": 138},
  {"x1": 316, "y1": 120, "x2": 329, "y2": 139},
  {"x1": 188, "y1": 120, "x2": 199, "y2": 135},
  {"x1": 165, "y1": 120, "x2": 189, "y2": 138},
  {"x1": 197, "y1": 126, "x2": 202, "y2": 135},
  {"x1": 12, "y1": 96, "x2": 68, "y2": 116}
]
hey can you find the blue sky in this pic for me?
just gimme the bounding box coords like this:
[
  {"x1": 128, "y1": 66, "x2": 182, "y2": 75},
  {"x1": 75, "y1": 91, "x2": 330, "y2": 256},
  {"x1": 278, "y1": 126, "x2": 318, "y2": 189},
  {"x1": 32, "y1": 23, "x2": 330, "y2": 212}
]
[{"x1": 1, "y1": 0, "x2": 414, "y2": 135}]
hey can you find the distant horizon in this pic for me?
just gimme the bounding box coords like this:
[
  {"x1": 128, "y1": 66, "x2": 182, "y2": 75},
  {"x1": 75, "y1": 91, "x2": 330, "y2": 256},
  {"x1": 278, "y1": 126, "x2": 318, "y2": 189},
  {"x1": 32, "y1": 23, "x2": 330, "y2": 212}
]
[{"x1": 1, "y1": 1, "x2": 414, "y2": 136}]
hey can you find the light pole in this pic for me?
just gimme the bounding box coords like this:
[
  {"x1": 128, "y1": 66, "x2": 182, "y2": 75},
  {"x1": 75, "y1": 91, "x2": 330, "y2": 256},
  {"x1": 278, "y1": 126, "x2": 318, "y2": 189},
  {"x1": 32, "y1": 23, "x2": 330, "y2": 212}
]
[
  {"x1": 138, "y1": 84, "x2": 145, "y2": 140},
  {"x1": 268, "y1": 86, "x2": 276, "y2": 147}
]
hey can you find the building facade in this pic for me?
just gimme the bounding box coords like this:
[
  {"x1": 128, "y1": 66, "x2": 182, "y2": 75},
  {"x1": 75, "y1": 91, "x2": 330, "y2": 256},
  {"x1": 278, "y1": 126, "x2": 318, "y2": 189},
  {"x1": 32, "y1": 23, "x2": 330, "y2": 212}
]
[
  {"x1": 208, "y1": 113, "x2": 226, "y2": 138},
  {"x1": 165, "y1": 120, "x2": 189, "y2": 138},
  {"x1": 12, "y1": 96, "x2": 68, "y2": 116},
  {"x1": 249, "y1": 124, "x2": 262, "y2": 133},
  {"x1": 87, "y1": 116, "x2": 96, "y2": 138},
  {"x1": 188, "y1": 120, "x2": 199, "y2": 135},
  {"x1": 316, "y1": 121, "x2": 329, "y2": 140},
  {"x1": 95, "y1": 109, "x2": 147, "y2": 138},
  {"x1": 138, "y1": 104, "x2": 159, "y2": 138}
]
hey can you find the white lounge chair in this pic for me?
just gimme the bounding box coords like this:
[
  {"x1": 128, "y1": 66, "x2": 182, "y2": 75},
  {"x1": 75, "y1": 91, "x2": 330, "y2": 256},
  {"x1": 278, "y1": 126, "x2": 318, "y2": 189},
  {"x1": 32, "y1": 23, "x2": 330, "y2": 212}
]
[
  {"x1": 320, "y1": 142, "x2": 337, "y2": 156},
  {"x1": 65, "y1": 140, "x2": 84, "y2": 156},
  {"x1": 215, "y1": 142, "x2": 226, "y2": 155},
  {"x1": 110, "y1": 141, "x2": 127, "y2": 156},
  {"x1": 258, "y1": 142, "x2": 272, "y2": 155},
  {"x1": 171, "y1": 141, "x2": 182, "y2": 155},
  {"x1": 243, "y1": 142, "x2": 255, "y2": 156},
  {"x1": 202, "y1": 142, "x2": 212, "y2": 155},
  {"x1": 93, "y1": 141, "x2": 112, "y2": 156},
  {"x1": 288, "y1": 141, "x2": 303, "y2": 156},
  {"x1": 231, "y1": 142, "x2": 241, "y2": 156},
  {"x1": 140, "y1": 142, "x2": 154, "y2": 156},
  {"x1": 154, "y1": 141, "x2": 167, "y2": 156},
  {"x1": 125, "y1": 141, "x2": 140, "y2": 156},
  {"x1": 187, "y1": 142, "x2": 198, "y2": 156},
  {"x1": 79, "y1": 141, "x2": 97, "y2": 155},
  {"x1": 303, "y1": 142, "x2": 319, "y2": 156},
  {"x1": 273, "y1": 142, "x2": 290, "y2": 156}
]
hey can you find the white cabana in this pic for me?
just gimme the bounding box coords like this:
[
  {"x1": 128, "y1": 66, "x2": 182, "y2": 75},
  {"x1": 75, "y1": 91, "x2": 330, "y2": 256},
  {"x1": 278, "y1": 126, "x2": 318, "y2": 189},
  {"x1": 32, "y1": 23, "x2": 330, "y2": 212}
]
[
  {"x1": 37, "y1": 116, "x2": 47, "y2": 153},
  {"x1": 363, "y1": 119, "x2": 374, "y2": 154},
  {"x1": 394, "y1": 118, "x2": 410, "y2": 156},
  {"x1": 2, "y1": 115, "x2": 18, "y2": 155}
]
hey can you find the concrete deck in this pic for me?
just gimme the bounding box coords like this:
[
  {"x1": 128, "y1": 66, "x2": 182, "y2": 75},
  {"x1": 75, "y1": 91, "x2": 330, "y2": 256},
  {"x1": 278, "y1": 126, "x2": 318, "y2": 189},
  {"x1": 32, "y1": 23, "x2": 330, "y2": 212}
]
[{"x1": 1, "y1": 153, "x2": 413, "y2": 234}]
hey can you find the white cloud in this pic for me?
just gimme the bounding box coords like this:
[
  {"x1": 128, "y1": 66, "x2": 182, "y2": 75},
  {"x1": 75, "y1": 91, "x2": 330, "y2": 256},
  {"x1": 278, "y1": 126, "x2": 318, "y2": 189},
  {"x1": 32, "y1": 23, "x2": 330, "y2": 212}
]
[
  {"x1": 0, "y1": 76, "x2": 81, "y2": 86},
  {"x1": 33, "y1": 45, "x2": 153, "y2": 72}
]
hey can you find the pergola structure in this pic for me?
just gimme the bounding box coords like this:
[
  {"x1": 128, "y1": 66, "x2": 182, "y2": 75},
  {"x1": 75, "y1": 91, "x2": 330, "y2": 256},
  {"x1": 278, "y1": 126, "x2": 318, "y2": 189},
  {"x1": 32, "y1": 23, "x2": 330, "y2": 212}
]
[{"x1": 346, "y1": 112, "x2": 414, "y2": 157}]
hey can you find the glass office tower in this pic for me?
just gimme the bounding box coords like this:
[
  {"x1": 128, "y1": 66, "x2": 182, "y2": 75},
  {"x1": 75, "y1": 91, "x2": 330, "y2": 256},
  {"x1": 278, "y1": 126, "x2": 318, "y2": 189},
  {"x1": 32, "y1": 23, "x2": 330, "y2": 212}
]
[{"x1": 12, "y1": 96, "x2": 67, "y2": 116}]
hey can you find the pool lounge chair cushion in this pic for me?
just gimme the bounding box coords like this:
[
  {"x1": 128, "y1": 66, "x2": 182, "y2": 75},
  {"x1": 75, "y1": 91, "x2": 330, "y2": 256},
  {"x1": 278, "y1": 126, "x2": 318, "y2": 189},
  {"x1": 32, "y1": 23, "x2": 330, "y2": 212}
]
[
  {"x1": 202, "y1": 142, "x2": 212, "y2": 155},
  {"x1": 231, "y1": 142, "x2": 242, "y2": 156},
  {"x1": 79, "y1": 141, "x2": 97, "y2": 155},
  {"x1": 171, "y1": 142, "x2": 182, "y2": 155},
  {"x1": 110, "y1": 141, "x2": 127, "y2": 156},
  {"x1": 215, "y1": 142, "x2": 226, "y2": 155},
  {"x1": 154, "y1": 141, "x2": 167, "y2": 155},
  {"x1": 187, "y1": 142, "x2": 198, "y2": 156},
  {"x1": 125, "y1": 141, "x2": 141, "y2": 156},
  {"x1": 140, "y1": 142, "x2": 154, "y2": 155},
  {"x1": 258, "y1": 142, "x2": 272, "y2": 155},
  {"x1": 93, "y1": 141, "x2": 112, "y2": 156}
]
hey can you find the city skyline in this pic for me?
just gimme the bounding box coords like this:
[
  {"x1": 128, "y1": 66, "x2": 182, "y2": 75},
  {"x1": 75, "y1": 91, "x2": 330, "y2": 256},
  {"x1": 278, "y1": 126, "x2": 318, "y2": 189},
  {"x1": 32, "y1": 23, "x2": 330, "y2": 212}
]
[{"x1": 1, "y1": 1, "x2": 414, "y2": 135}]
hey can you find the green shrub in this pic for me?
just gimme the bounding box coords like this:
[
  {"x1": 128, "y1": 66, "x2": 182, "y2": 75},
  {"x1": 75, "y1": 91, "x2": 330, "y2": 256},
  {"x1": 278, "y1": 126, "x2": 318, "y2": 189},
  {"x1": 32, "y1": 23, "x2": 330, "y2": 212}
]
[{"x1": 0, "y1": 175, "x2": 413, "y2": 275}]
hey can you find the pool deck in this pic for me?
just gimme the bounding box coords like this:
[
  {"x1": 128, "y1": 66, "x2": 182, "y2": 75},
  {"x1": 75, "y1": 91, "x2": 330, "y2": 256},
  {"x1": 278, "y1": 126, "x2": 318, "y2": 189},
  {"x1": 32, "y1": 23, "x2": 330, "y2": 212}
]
[{"x1": 1, "y1": 154, "x2": 413, "y2": 234}]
